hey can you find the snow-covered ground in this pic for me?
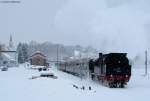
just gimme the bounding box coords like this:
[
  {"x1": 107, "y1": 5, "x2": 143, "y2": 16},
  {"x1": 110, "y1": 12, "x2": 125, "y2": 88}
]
[{"x1": 0, "y1": 65, "x2": 150, "y2": 101}]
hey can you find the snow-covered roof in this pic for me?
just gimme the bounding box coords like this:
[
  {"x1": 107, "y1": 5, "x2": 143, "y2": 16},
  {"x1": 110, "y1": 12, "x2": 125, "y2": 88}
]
[
  {"x1": 0, "y1": 53, "x2": 15, "y2": 61},
  {"x1": 30, "y1": 51, "x2": 46, "y2": 57}
]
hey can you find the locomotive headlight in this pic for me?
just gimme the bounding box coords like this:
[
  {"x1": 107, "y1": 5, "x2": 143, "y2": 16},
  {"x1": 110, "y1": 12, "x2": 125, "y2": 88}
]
[
  {"x1": 110, "y1": 75, "x2": 113, "y2": 77},
  {"x1": 125, "y1": 75, "x2": 128, "y2": 77}
]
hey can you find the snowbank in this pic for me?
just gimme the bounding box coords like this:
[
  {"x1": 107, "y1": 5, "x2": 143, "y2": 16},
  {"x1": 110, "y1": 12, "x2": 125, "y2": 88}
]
[{"x1": 0, "y1": 65, "x2": 149, "y2": 101}]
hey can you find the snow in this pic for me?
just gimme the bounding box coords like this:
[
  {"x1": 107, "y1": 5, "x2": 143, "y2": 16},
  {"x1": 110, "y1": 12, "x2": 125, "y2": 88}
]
[{"x1": 0, "y1": 65, "x2": 150, "y2": 101}]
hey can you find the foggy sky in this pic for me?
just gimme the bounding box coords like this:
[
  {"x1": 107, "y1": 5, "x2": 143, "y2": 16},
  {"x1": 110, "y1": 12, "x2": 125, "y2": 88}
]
[{"x1": 0, "y1": 0, "x2": 150, "y2": 58}]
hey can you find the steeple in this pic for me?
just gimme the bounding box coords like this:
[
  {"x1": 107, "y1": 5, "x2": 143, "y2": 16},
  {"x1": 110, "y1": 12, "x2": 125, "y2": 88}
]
[{"x1": 9, "y1": 34, "x2": 14, "y2": 49}]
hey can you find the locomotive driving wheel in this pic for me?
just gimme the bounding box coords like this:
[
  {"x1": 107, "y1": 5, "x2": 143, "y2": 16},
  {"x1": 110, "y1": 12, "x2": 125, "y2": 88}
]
[
  {"x1": 109, "y1": 82, "x2": 113, "y2": 88},
  {"x1": 120, "y1": 82, "x2": 125, "y2": 88},
  {"x1": 109, "y1": 82, "x2": 117, "y2": 88}
]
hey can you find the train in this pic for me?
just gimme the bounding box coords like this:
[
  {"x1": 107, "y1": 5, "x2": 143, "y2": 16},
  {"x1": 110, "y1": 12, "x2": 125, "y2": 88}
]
[{"x1": 59, "y1": 53, "x2": 131, "y2": 88}]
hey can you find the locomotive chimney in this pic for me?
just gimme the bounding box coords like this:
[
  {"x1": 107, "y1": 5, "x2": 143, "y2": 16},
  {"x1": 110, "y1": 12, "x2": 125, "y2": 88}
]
[{"x1": 99, "y1": 53, "x2": 102, "y2": 58}]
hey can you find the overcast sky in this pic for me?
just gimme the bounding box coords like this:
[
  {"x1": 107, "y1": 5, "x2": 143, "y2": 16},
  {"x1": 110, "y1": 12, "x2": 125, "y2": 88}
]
[{"x1": 0, "y1": 0, "x2": 150, "y2": 58}]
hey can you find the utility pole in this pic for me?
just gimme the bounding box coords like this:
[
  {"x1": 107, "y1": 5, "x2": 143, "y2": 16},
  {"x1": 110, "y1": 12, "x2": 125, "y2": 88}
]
[
  {"x1": 145, "y1": 51, "x2": 148, "y2": 76},
  {"x1": 56, "y1": 44, "x2": 59, "y2": 69}
]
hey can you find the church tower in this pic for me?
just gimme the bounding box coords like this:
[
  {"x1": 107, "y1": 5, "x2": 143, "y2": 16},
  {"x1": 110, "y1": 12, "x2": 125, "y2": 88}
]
[{"x1": 9, "y1": 34, "x2": 14, "y2": 50}]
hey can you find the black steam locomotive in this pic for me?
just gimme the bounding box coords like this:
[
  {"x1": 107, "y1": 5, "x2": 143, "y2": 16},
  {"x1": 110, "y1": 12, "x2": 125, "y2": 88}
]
[{"x1": 59, "y1": 53, "x2": 131, "y2": 88}]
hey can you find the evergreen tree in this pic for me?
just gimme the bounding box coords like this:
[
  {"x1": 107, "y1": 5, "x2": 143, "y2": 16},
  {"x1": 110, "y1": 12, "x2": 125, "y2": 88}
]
[
  {"x1": 22, "y1": 43, "x2": 29, "y2": 62},
  {"x1": 17, "y1": 43, "x2": 29, "y2": 64},
  {"x1": 0, "y1": 44, "x2": 2, "y2": 51},
  {"x1": 17, "y1": 43, "x2": 23, "y2": 63}
]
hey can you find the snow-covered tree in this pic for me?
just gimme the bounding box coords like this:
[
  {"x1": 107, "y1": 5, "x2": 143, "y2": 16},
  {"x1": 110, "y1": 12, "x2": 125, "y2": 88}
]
[
  {"x1": 17, "y1": 43, "x2": 24, "y2": 63},
  {"x1": 17, "y1": 43, "x2": 29, "y2": 64}
]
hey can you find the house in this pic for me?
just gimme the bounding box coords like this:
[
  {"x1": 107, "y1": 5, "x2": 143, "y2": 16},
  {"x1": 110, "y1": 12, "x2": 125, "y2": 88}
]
[{"x1": 30, "y1": 51, "x2": 48, "y2": 66}]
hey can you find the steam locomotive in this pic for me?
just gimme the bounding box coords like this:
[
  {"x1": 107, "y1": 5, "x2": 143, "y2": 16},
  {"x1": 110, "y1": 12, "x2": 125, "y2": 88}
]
[{"x1": 59, "y1": 53, "x2": 131, "y2": 88}]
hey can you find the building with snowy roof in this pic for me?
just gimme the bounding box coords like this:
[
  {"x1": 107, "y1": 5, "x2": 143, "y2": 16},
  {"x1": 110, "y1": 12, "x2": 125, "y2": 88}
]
[
  {"x1": 30, "y1": 51, "x2": 48, "y2": 66},
  {"x1": 0, "y1": 35, "x2": 18, "y2": 67}
]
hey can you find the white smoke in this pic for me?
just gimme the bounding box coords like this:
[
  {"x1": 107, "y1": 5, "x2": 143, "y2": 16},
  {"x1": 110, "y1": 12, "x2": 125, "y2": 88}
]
[{"x1": 54, "y1": 0, "x2": 150, "y2": 58}]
